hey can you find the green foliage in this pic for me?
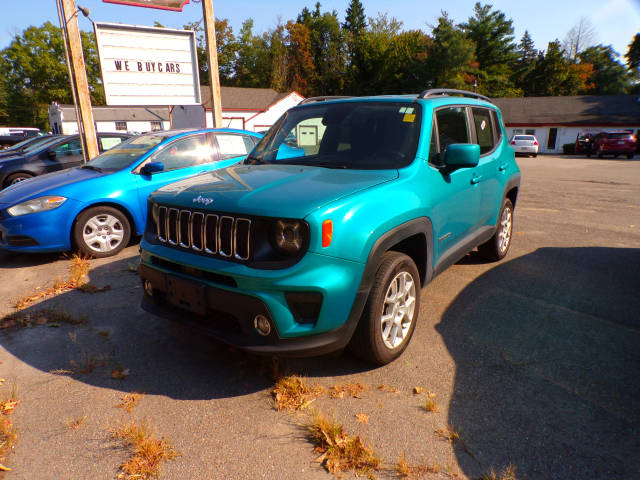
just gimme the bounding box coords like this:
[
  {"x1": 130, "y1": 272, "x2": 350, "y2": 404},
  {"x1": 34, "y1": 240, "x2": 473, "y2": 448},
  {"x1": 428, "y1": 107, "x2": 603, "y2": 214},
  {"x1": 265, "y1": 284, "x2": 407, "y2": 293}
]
[
  {"x1": 626, "y1": 33, "x2": 640, "y2": 75},
  {"x1": 579, "y1": 45, "x2": 632, "y2": 94},
  {"x1": 183, "y1": 19, "x2": 236, "y2": 85}
]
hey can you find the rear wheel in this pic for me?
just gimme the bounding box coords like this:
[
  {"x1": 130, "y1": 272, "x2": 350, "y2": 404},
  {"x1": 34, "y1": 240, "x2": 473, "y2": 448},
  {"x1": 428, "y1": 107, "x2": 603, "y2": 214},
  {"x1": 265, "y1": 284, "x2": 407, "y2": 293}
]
[
  {"x1": 73, "y1": 206, "x2": 131, "y2": 258},
  {"x1": 627, "y1": 153, "x2": 634, "y2": 159},
  {"x1": 478, "y1": 198, "x2": 514, "y2": 262},
  {"x1": 349, "y1": 252, "x2": 421, "y2": 365},
  {"x1": 597, "y1": 146, "x2": 604, "y2": 158},
  {"x1": 5, "y1": 172, "x2": 33, "y2": 187}
]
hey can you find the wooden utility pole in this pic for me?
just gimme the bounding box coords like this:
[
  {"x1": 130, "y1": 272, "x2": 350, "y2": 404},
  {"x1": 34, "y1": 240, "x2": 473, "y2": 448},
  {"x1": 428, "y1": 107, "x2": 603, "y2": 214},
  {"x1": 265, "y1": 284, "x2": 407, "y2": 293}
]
[
  {"x1": 201, "y1": 0, "x2": 223, "y2": 127},
  {"x1": 58, "y1": 0, "x2": 99, "y2": 161}
]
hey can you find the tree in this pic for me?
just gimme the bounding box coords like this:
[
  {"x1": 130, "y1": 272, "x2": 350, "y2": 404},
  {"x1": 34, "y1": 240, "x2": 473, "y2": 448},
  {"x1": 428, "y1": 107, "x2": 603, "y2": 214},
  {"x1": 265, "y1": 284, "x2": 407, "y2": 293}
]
[
  {"x1": 183, "y1": 18, "x2": 236, "y2": 85},
  {"x1": 625, "y1": 33, "x2": 640, "y2": 76},
  {"x1": 529, "y1": 40, "x2": 590, "y2": 96},
  {"x1": 343, "y1": 0, "x2": 367, "y2": 94},
  {"x1": 0, "y1": 22, "x2": 104, "y2": 129},
  {"x1": 232, "y1": 19, "x2": 271, "y2": 88},
  {"x1": 512, "y1": 30, "x2": 537, "y2": 95},
  {"x1": 579, "y1": 45, "x2": 632, "y2": 94},
  {"x1": 426, "y1": 13, "x2": 477, "y2": 90},
  {"x1": 459, "y1": 2, "x2": 518, "y2": 96},
  {"x1": 562, "y1": 17, "x2": 597, "y2": 62}
]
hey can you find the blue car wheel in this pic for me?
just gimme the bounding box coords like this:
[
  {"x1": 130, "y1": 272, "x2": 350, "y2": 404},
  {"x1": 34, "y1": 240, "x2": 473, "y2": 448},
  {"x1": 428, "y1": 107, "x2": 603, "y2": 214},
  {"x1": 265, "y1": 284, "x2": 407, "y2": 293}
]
[{"x1": 73, "y1": 206, "x2": 131, "y2": 258}]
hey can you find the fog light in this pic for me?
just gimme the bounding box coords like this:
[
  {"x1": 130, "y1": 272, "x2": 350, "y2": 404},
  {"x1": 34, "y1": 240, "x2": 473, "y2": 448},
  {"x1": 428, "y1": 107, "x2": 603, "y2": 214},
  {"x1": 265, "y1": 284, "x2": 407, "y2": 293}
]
[
  {"x1": 144, "y1": 280, "x2": 153, "y2": 297},
  {"x1": 253, "y1": 314, "x2": 271, "y2": 336}
]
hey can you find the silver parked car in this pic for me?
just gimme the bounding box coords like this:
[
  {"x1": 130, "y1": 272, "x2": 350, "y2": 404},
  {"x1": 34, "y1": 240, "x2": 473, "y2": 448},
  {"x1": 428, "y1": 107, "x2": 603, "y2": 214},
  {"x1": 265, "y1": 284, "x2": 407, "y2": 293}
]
[{"x1": 510, "y1": 135, "x2": 539, "y2": 157}]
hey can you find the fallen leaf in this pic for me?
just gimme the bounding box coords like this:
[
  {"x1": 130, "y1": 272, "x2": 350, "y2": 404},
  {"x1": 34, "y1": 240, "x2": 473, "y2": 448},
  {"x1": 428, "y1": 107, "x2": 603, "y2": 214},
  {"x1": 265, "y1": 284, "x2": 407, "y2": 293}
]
[
  {"x1": 355, "y1": 413, "x2": 369, "y2": 424},
  {"x1": 413, "y1": 387, "x2": 424, "y2": 394},
  {"x1": 111, "y1": 368, "x2": 130, "y2": 380},
  {"x1": 0, "y1": 463, "x2": 12, "y2": 471}
]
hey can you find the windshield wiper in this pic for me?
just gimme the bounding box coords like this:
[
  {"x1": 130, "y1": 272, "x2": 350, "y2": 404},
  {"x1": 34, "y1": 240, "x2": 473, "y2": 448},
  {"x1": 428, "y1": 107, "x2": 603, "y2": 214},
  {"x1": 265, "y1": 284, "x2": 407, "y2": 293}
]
[{"x1": 81, "y1": 165, "x2": 103, "y2": 172}]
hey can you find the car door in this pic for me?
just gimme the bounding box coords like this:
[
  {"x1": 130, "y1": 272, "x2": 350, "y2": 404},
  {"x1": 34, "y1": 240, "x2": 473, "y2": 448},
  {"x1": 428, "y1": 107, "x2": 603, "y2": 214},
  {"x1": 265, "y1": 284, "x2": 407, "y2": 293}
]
[
  {"x1": 427, "y1": 106, "x2": 481, "y2": 258},
  {"x1": 43, "y1": 138, "x2": 84, "y2": 172},
  {"x1": 470, "y1": 107, "x2": 502, "y2": 226}
]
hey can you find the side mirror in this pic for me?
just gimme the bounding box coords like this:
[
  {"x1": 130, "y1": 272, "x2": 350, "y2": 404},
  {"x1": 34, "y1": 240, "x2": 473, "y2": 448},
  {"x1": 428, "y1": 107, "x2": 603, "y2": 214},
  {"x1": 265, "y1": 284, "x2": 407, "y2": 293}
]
[
  {"x1": 140, "y1": 161, "x2": 164, "y2": 175},
  {"x1": 48, "y1": 150, "x2": 57, "y2": 159},
  {"x1": 442, "y1": 144, "x2": 480, "y2": 167}
]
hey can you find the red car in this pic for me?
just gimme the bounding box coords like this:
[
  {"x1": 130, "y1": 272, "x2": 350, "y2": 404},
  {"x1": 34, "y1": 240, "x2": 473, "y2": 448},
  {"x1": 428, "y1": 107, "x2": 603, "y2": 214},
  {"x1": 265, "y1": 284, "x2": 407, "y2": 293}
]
[{"x1": 590, "y1": 131, "x2": 636, "y2": 159}]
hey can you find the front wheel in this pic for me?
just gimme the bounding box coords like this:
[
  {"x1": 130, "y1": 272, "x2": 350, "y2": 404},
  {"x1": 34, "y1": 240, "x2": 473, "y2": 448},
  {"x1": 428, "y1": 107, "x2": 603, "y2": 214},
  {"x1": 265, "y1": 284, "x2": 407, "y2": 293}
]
[
  {"x1": 349, "y1": 252, "x2": 421, "y2": 365},
  {"x1": 5, "y1": 172, "x2": 33, "y2": 188},
  {"x1": 478, "y1": 198, "x2": 514, "y2": 262},
  {"x1": 73, "y1": 206, "x2": 131, "y2": 258}
]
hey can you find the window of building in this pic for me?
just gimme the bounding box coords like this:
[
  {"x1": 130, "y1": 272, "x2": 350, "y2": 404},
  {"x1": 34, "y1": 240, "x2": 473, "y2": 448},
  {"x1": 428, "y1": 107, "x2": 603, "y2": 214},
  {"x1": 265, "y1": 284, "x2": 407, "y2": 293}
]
[
  {"x1": 150, "y1": 121, "x2": 162, "y2": 131},
  {"x1": 115, "y1": 121, "x2": 127, "y2": 131}
]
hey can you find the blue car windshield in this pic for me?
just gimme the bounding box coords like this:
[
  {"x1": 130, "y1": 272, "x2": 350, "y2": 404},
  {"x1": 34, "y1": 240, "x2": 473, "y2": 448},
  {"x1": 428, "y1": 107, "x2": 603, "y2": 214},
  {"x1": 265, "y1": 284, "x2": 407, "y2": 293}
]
[
  {"x1": 87, "y1": 134, "x2": 165, "y2": 171},
  {"x1": 247, "y1": 102, "x2": 422, "y2": 169}
]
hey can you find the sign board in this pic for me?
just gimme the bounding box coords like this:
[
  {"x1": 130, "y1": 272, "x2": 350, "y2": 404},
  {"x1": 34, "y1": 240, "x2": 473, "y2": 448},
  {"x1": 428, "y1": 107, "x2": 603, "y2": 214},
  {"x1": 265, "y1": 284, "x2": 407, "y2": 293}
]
[
  {"x1": 94, "y1": 22, "x2": 201, "y2": 106},
  {"x1": 103, "y1": 0, "x2": 190, "y2": 12},
  {"x1": 170, "y1": 105, "x2": 206, "y2": 129}
]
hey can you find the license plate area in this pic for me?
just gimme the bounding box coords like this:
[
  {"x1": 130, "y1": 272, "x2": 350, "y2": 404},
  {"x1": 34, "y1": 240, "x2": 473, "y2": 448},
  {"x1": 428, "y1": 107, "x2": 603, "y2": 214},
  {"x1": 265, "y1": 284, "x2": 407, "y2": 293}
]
[{"x1": 167, "y1": 277, "x2": 207, "y2": 315}]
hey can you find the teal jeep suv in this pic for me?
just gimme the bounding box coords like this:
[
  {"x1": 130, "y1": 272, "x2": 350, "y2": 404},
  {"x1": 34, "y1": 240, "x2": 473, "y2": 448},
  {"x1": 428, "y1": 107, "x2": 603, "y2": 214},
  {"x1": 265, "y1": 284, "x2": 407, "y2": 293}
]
[{"x1": 138, "y1": 89, "x2": 521, "y2": 364}]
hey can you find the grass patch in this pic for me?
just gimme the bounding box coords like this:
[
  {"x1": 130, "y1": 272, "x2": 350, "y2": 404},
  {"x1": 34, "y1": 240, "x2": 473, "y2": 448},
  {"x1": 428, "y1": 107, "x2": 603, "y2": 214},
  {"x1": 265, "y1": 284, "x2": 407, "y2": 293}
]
[
  {"x1": 70, "y1": 352, "x2": 106, "y2": 375},
  {"x1": 424, "y1": 392, "x2": 438, "y2": 413},
  {"x1": 308, "y1": 413, "x2": 380, "y2": 478},
  {"x1": 0, "y1": 389, "x2": 19, "y2": 473},
  {"x1": 481, "y1": 465, "x2": 519, "y2": 480},
  {"x1": 435, "y1": 424, "x2": 476, "y2": 461},
  {"x1": 112, "y1": 421, "x2": 178, "y2": 479},
  {"x1": 116, "y1": 393, "x2": 142, "y2": 413},
  {"x1": 66, "y1": 415, "x2": 87, "y2": 430},
  {"x1": 395, "y1": 453, "x2": 440, "y2": 478},
  {"x1": 272, "y1": 375, "x2": 322, "y2": 411},
  {"x1": 328, "y1": 382, "x2": 367, "y2": 399},
  {"x1": 1, "y1": 308, "x2": 86, "y2": 330}
]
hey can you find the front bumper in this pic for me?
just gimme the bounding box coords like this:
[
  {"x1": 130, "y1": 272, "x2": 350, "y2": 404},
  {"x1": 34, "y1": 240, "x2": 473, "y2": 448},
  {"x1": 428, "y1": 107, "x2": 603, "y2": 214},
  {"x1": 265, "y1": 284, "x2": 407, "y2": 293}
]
[
  {"x1": 138, "y1": 243, "x2": 369, "y2": 356},
  {"x1": 0, "y1": 199, "x2": 79, "y2": 253}
]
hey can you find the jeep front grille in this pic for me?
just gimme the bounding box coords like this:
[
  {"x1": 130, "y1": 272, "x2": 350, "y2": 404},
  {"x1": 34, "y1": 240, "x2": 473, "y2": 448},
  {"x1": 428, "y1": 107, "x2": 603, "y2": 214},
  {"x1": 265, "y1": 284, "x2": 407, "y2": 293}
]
[{"x1": 156, "y1": 206, "x2": 252, "y2": 261}]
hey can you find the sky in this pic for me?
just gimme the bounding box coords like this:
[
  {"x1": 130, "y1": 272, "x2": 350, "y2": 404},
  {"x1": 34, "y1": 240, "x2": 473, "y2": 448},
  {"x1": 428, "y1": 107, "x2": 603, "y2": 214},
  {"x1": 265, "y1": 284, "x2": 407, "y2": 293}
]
[{"x1": 1, "y1": 0, "x2": 639, "y2": 60}]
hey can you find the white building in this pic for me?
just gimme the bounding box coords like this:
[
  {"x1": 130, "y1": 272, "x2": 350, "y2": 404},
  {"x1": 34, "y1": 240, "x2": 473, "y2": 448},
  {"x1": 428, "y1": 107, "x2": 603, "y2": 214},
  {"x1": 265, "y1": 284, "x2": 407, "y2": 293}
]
[
  {"x1": 493, "y1": 95, "x2": 640, "y2": 153},
  {"x1": 49, "y1": 86, "x2": 304, "y2": 134}
]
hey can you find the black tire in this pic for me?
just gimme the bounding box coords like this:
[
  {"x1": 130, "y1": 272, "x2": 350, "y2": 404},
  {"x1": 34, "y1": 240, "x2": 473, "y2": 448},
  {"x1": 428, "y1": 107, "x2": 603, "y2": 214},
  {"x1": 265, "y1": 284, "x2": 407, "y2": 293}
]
[
  {"x1": 614, "y1": 154, "x2": 619, "y2": 158},
  {"x1": 5, "y1": 172, "x2": 33, "y2": 188},
  {"x1": 597, "y1": 147, "x2": 604, "y2": 158},
  {"x1": 478, "y1": 198, "x2": 514, "y2": 262},
  {"x1": 627, "y1": 153, "x2": 633, "y2": 159},
  {"x1": 349, "y1": 252, "x2": 421, "y2": 365},
  {"x1": 73, "y1": 206, "x2": 131, "y2": 258},
  {"x1": 533, "y1": 153, "x2": 537, "y2": 158}
]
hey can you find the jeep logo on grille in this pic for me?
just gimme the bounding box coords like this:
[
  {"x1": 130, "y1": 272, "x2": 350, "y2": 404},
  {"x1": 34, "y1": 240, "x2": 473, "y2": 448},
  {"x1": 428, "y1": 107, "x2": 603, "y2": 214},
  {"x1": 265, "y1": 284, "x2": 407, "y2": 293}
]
[{"x1": 192, "y1": 195, "x2": 214, "y2": 206}]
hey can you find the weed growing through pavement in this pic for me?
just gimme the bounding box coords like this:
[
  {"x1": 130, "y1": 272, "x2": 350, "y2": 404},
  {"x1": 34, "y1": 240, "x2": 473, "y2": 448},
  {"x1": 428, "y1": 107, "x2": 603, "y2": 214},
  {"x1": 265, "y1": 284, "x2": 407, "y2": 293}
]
[
  {"x1": 395, "y1": 453, "x2": 440, "y2": 478},
  {"x1": 481, "y1": 464, "x2": 519, "y2": 480},
  {"x1": 424, "y1": 392, "x2": 438, "y2": 413},
  {"x1": 0, "y1": 383, "x2": 19, "y2": 473},
  {"x1": 328, "y1": 382, "x2": 367, "y2": 399},
  {"x1": 112, "y1": 420, "x2": 178, "y2": 480},
  {"x1": 1, "y1": 307, "x2": 86, "y2": 330},
  {"x1": 272, "y1": 375, "x2": 323, "y2": 411},
  {"x1": 307, "y1": 413, "x2": 381, "y2": 478},
  {"x1": 70, "y1": 352, "x2": 106, "y2": 375},
  {"x1": 66, "y1": 415, "x2": 87, "y2": 430},
  {"x1": 116, "y1": 393, "x2": 142, "y2": 413},
  {"x1": 435, "y1": 424, "x2": 476, "y2": 461}
]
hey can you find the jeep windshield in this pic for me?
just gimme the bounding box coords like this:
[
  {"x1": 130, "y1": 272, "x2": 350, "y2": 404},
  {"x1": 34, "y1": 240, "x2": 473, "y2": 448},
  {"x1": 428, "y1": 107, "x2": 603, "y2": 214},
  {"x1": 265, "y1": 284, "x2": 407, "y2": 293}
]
[{"x1": 247, "y1": 102, "x2": 421, "y2": 169}]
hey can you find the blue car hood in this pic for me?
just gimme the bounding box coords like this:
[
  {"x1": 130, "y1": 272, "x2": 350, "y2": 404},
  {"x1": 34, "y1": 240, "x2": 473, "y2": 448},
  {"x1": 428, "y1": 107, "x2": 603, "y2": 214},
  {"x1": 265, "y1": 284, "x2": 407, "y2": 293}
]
[
  {"x1": 150, "y1": 164, "x2": 398, "y2": 218},
  {"x1": 0, "y1": 167, "x2": 107, "y2": 205}
]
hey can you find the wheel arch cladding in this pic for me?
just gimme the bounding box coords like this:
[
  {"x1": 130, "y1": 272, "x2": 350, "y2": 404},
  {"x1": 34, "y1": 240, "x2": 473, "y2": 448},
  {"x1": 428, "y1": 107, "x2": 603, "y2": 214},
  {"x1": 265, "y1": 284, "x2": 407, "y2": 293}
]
[
  {"x1": 70, "y1": 202, "x2": 137, "y2": 248},
  {"x1": 506, "y1": 186, "x2": 518, "y2": 208}
]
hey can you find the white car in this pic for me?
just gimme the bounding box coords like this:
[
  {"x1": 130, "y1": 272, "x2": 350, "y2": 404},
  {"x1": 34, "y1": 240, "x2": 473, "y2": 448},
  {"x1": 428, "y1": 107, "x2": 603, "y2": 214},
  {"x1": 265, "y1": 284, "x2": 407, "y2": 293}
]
[{"x1": 510, "y1": 135, "x2": 539, "y2": 157}]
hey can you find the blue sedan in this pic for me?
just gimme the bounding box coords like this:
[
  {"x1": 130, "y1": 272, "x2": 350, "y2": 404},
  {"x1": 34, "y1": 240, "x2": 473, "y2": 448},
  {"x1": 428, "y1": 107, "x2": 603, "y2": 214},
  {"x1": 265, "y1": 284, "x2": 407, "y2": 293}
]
[{"x1": 0, "y1": 128, "x2": 262, "y2": 257}]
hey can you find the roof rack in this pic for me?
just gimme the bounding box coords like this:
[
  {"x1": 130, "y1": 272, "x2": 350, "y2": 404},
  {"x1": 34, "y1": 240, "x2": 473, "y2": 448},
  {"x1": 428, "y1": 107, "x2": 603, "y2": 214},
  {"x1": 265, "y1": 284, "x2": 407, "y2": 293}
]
[
  {"x1": 298, "y1": 96, "x2": 354, "y2": 105},
  {"x1": 416, "y1": 89, "x2": 492, "y2": 104}
]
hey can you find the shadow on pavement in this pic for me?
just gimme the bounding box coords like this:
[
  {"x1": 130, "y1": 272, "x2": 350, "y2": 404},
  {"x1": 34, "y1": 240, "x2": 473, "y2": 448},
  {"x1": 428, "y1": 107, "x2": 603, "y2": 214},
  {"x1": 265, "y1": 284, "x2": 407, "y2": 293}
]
[
  {"x1": 0, "y1": 254, "x2": 371, "y2": 401},
  {"x1": 436, "y1": 247, "x2": 640, "y2": 479}
]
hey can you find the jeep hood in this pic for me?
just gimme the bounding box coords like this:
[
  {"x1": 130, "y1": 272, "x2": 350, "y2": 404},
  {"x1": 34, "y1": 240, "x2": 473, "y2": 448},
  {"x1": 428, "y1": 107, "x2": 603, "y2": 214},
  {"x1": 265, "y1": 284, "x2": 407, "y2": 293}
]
[{"x1": 150, "y1": 164, "x2": 398, "y2": 218}]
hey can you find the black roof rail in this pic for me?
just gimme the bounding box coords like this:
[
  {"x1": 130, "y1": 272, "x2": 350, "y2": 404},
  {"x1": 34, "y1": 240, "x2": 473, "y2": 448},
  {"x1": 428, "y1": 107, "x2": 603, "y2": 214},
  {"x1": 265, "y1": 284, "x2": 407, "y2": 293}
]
[
  {"x1": 298, "y1": 96, "x2": 354, "y2": 105},
  {"x1": 416, "y1": 89, "x2": 492, "y2": 104}
]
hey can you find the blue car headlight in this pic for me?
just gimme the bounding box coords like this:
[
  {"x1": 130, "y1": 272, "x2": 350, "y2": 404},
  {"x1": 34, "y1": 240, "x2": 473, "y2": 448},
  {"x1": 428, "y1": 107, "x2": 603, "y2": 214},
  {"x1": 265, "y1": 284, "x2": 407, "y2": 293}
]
[{"x1": 7, "y1": 196, "x2": 68, "y2": 217}]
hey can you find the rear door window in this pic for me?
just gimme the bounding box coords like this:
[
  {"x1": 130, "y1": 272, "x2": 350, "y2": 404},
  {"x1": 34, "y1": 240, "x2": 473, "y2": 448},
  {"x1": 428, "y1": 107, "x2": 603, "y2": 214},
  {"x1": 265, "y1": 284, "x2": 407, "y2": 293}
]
[{"x1": 472, "y1": 108, "x2": 495, "y2": 154}]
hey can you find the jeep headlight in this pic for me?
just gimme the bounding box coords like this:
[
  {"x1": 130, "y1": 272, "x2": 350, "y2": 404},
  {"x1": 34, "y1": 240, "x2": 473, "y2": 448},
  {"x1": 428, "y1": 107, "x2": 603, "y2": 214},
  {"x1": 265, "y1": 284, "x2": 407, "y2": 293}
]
[
  {"x1": 272, "y1": 219, "x2": 304, "y2": 254},
  {"x1": 7, "y1": 196, "x2": 67, "y2": 216}
]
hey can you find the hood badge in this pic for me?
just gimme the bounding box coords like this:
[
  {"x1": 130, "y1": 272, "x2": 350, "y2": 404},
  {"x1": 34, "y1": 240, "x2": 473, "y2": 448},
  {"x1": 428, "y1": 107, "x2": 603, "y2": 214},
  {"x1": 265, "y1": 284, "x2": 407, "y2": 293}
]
[{"x1": 193, "y1": 195, "x2": 214, "y2": 206}]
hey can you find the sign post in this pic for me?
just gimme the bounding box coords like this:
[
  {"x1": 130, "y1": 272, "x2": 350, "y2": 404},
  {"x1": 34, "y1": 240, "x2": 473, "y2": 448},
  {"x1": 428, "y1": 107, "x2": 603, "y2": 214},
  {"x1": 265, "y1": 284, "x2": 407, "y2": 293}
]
[
  {"x1": 201, "y1": 0, "x2": 222, "y2": 127},
  {"x1": 57, "y1": 0, "x2": 99, "y2": 162}
]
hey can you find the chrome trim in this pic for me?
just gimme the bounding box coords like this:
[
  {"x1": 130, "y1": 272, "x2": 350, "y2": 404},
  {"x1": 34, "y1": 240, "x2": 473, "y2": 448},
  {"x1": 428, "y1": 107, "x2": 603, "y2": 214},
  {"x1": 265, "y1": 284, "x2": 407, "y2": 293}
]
[
  {"x1": 204, "y1": 214, "x2": 218, "y2": 254},
  {"x1": 157, "y1": 206, "x2": 167, "y2": 242},
  {"x1": 179, "y1": 210, "x2": 191, "y2": 248},
  {"x1": 167, "y1": 208, "x2": 179, "y2": 245},
  {"x1": 191, "y1": 212, "x2": 204, "y2": 252},
  {"x1": 234, "y1": 218, "x2": 252, "y2": 260},
  {"x1": 218, "y1": 216, "x2": 234, "y2": 257}
]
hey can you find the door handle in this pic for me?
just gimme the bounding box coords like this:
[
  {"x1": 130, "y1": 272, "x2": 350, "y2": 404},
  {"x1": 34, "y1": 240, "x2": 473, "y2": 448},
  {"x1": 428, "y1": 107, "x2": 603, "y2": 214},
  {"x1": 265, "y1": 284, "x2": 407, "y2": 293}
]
[
  {"x1": 471, "y1": 175, "x2": 482, "y2": 185},
  {"x1": 498, "y1": 164, "x2": 507, "y2": 172}
]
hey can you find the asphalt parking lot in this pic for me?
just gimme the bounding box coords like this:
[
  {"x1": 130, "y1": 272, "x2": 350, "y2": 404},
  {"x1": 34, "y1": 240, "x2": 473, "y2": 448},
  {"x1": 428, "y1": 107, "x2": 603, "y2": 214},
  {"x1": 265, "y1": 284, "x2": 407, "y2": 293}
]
[{"x1": 0, "y1": 155, "x2": 639, "y2": 480}]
